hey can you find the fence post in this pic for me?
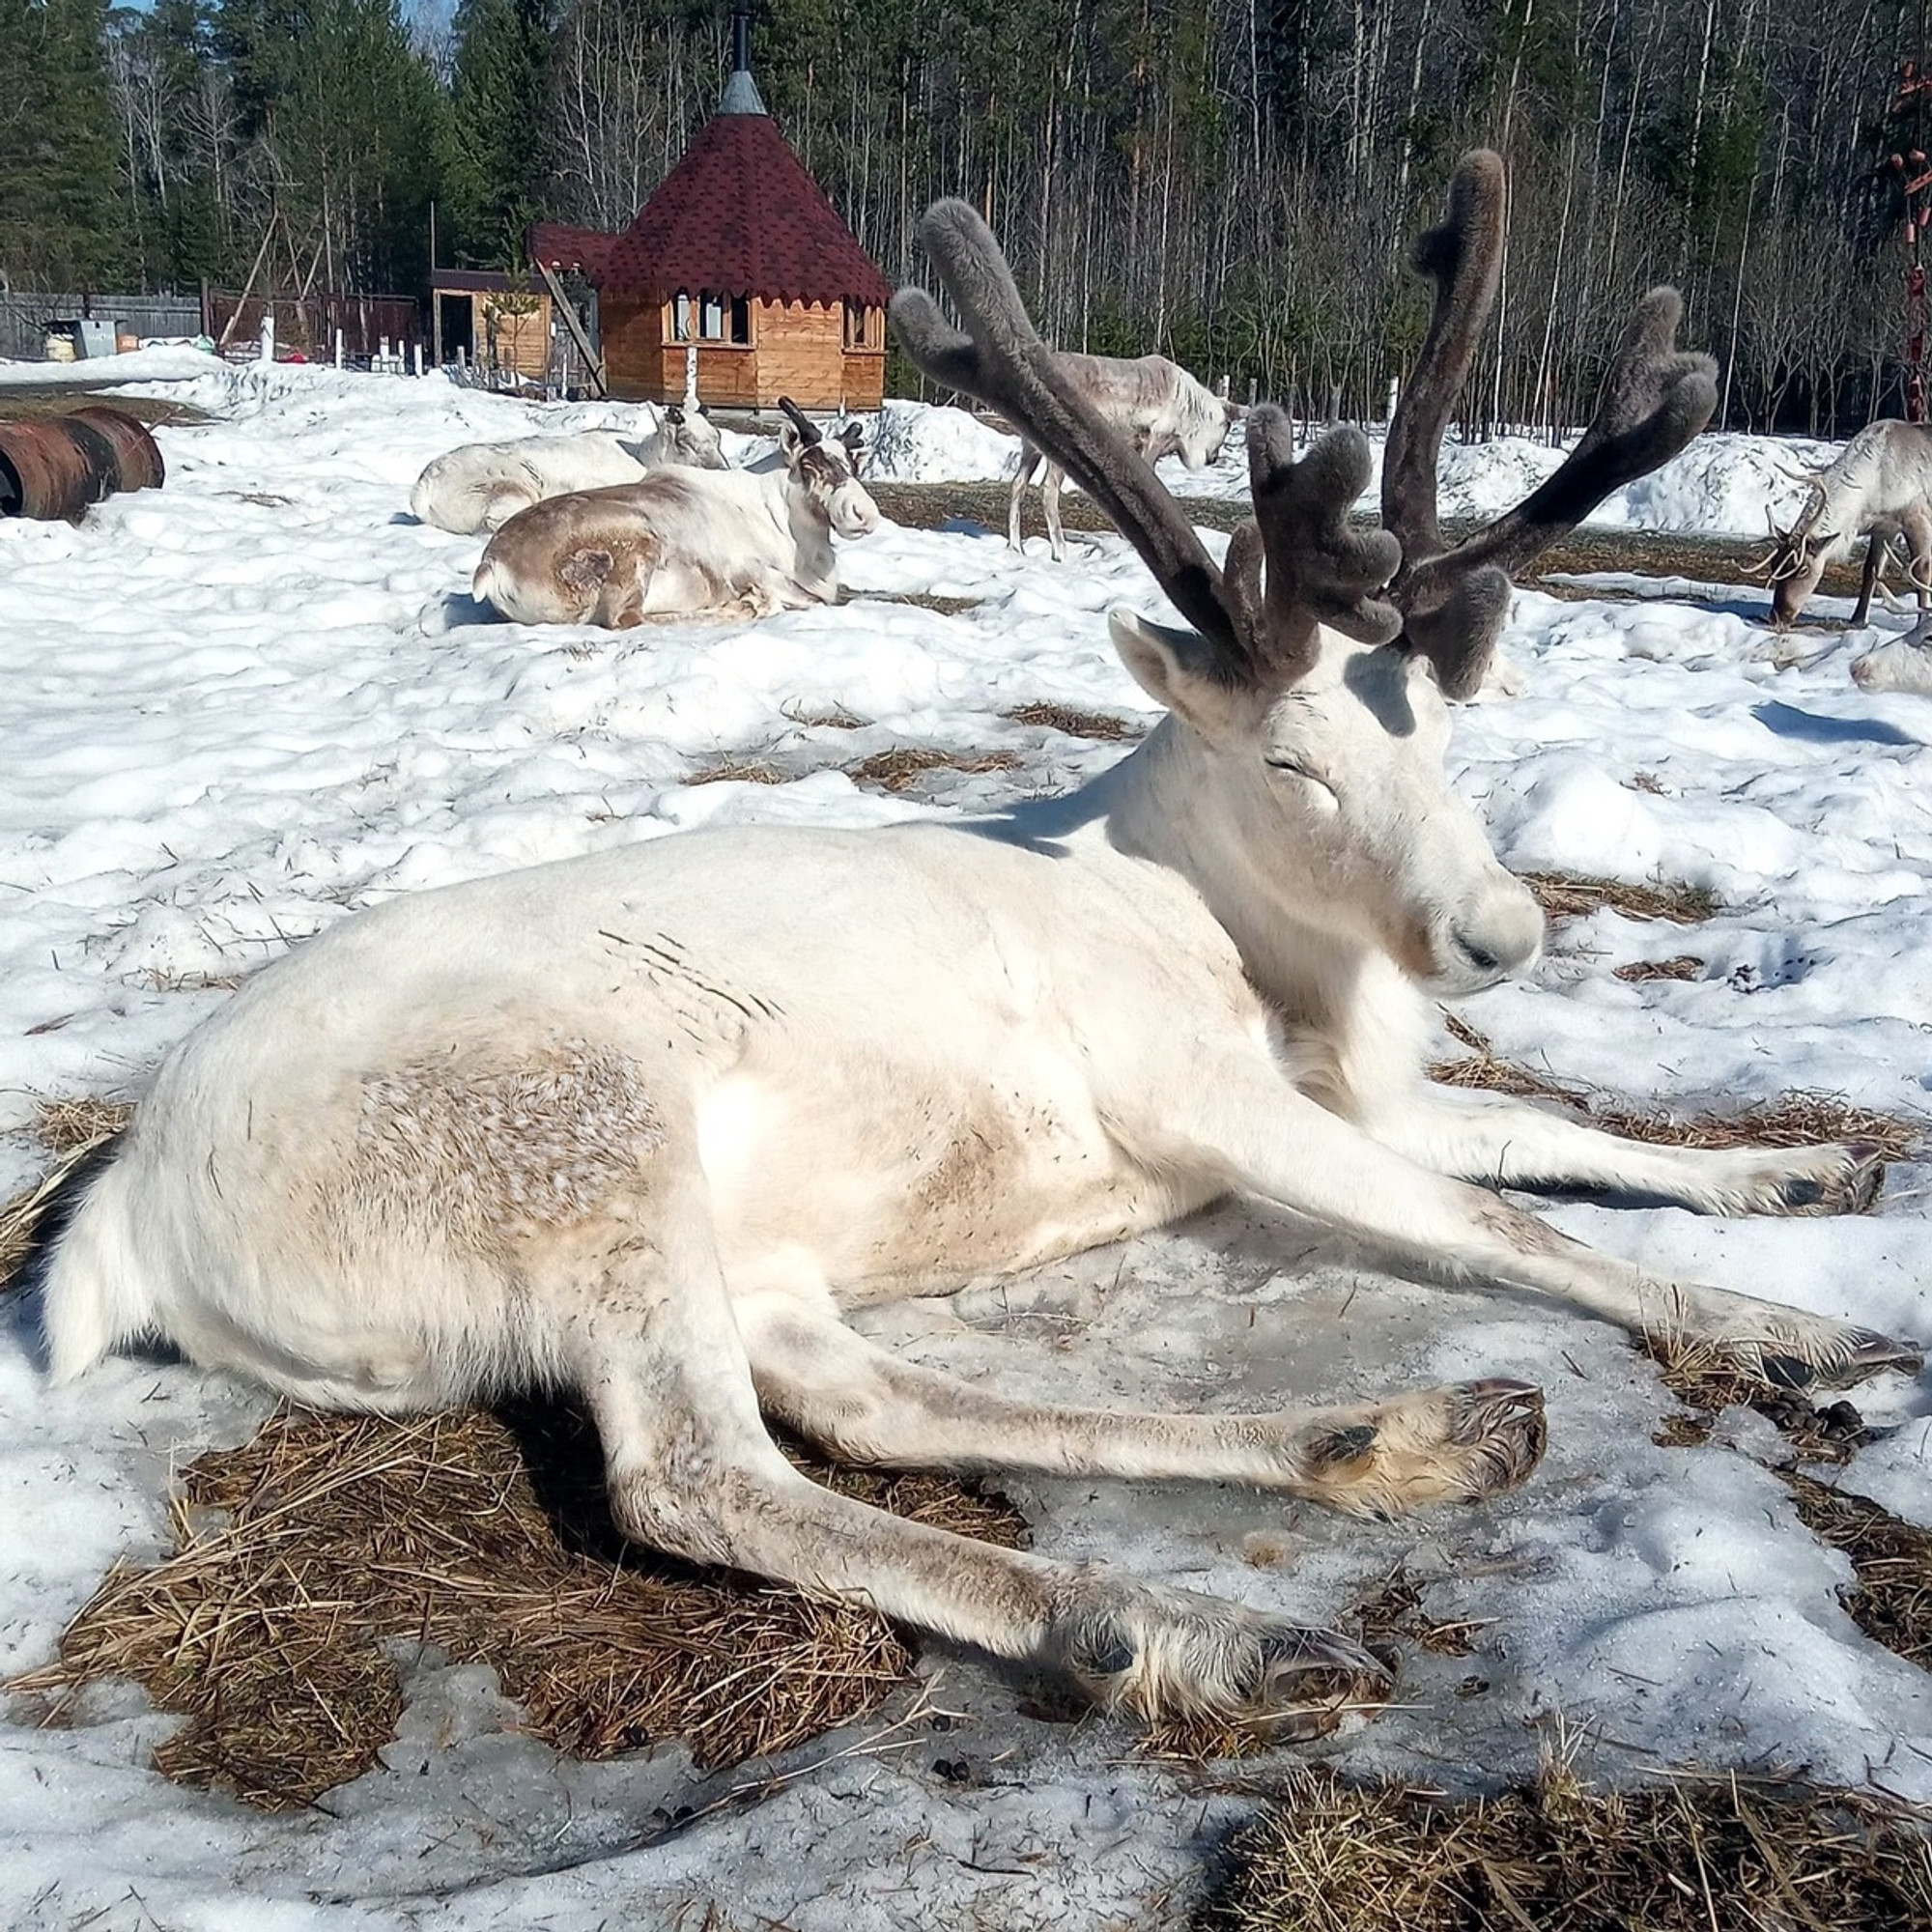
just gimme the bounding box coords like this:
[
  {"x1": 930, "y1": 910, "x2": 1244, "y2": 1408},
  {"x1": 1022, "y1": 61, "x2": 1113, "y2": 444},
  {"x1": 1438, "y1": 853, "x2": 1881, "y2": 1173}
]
[
  {"x1": 412, "y1": 342, "x2": 423, "y2": 378},
  {"x1": 260, "y1": 313, "x2": 274, "y2": 364},
  {"x1": 334, "y1": 328, "x2": 344, "y2": 369}
]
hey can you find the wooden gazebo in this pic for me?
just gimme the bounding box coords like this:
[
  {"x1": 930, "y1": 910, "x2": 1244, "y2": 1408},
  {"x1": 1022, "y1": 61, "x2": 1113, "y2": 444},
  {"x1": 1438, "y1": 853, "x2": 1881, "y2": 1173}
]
[{"x1": 530, "y1": 16, "x2": 892, "y2": 412}]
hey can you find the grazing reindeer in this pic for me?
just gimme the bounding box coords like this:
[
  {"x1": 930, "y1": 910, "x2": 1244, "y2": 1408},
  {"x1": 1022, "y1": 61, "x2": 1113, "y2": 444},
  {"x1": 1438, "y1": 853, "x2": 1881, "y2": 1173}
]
[
  {"x1": 472, "y1": 400, "x2": 876, "y2": 628},
  {"x1": 1760, "y1": 419, "x2": 1932, "y2": 628},
  {"x1": 1008, "y1": 352, "x2": 1236, "y2": 559},
  {"x1": 41, "y1": 157, "x2": 1915, "y2": 1735},
  {"x1": 411, "y1": 407, "x2": 728, "y2": 536}
]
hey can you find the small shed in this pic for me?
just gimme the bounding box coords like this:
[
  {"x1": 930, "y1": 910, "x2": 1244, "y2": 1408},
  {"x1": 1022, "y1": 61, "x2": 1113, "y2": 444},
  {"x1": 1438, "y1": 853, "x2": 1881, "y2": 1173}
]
[
  {"x1": 429, "y1": 270, "x2": 554, "y2": 383},
  {"x1": 530, "y1": 18, "x2": 893, "y2": 412}
]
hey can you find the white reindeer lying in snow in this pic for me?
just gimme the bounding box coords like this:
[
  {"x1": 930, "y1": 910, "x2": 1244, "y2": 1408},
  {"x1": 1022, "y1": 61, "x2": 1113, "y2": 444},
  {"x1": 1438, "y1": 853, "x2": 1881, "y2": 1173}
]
[
  {"x1": 1761, "y1": 419, "x2": 1932, "y2": 628},
  {"x1": 472, "y1": 400, "x2": 877, "y2": 628},
  {"x1": 411, "y1": 405, "x2": 728, "y2": 535},
  {"x1": 41, "y1": 156, "x2": 1916, "y2": 1734},
  {"x1": 1008, "y1": 351, "x2": 1236, "y2": 559}
]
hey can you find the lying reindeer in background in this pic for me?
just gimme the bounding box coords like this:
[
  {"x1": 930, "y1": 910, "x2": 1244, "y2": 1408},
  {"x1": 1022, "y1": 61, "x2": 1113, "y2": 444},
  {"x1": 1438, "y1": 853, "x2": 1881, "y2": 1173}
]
[
  {"x1": 1759, "y1": 419, "x2": 1932, "y2": 628},
  {"x1": 1008, "y1": 351, "x2": 1236, "y2": 558},
  {"x1": 472, "y1": 399, "x2": 876, "y2": 627},
  {"x1": 411, "y1": 405, "x2": 729, "y2": 535},
  {"x1": 42, "y1": 156, "x2": 1916, "y2": 1736}
]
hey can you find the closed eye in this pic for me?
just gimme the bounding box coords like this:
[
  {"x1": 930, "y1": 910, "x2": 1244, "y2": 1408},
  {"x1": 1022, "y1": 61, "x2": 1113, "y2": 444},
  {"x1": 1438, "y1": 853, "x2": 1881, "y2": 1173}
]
[{"x1": 1264, "y1": 755, "x2": 1337, "y2": 797}]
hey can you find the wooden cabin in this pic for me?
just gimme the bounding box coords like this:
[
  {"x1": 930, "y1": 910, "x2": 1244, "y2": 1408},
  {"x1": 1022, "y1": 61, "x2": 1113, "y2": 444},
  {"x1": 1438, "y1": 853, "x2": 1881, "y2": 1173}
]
[{"x1": 528, "y1": 29, "x2": 892, "y2": 412}]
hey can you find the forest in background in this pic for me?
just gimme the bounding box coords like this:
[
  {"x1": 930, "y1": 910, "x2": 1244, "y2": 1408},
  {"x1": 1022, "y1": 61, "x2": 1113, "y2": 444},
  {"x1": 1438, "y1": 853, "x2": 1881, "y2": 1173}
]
[{"x1": 3, "y1": 0, "x2": 1929, "y2": 432}]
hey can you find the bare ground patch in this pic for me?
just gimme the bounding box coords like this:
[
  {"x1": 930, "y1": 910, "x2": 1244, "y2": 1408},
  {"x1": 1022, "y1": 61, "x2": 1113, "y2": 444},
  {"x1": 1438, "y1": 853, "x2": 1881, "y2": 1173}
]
[
  {"x1": 686, "y1": 759, "x2": 787, "y2": 785},
  {"x1": 6, "y1": 1403, "x2": 1028, "y2": 1810},
  {"x1": 1205, "y1": 1759, "x2": 1932, "y2": 1931}
]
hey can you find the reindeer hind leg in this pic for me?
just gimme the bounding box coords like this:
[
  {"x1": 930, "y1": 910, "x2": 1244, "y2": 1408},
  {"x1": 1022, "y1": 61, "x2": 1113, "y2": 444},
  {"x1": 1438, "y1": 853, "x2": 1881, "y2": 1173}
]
[{"x1": 532, "y1": 1188, "x2": 1380, "y2": 1729}]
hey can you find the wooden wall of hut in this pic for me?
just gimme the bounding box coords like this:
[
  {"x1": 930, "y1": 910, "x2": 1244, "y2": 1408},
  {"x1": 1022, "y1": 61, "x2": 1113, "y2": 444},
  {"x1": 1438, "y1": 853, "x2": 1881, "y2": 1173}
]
[{"x1": 601, "y1": 296, "x2": 884, "y2": 411}]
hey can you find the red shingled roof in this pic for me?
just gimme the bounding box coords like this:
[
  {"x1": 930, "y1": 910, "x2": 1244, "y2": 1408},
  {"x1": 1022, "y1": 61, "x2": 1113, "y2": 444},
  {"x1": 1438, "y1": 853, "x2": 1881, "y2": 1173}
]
[
  {"x1": 529, "y1": 222, "x2": 618, "y2": 277},
  {"x1": 597, "y1": 112, "x2": 895, "y2": 309}
]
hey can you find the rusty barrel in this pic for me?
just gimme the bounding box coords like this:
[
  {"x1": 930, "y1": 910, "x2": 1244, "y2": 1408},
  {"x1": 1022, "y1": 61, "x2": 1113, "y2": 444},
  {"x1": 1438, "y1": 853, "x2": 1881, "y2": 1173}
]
[
  {"x1": 69, "y1": 405, "x2": 165, "y2": 493},
  {"x1": 0, "y1": 414, "x2": 124, "y2": 520}
]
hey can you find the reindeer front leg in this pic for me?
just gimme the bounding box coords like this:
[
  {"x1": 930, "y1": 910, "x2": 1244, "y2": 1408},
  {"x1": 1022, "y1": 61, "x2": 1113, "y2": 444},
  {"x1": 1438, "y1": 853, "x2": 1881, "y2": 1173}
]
[
  {"x1": 1358, "y1": 1084, "x2": 1887, "y2": 1220},
  {"x1": 1107, "y1": 1047, "x2": 1919, "y2": 1387}
]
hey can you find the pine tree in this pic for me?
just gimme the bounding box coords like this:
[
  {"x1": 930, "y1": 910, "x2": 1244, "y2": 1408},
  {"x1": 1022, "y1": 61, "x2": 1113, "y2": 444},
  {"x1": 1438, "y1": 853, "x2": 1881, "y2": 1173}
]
[{"x1": 0, "y1": 0, "x2": 133, "y2": 286}]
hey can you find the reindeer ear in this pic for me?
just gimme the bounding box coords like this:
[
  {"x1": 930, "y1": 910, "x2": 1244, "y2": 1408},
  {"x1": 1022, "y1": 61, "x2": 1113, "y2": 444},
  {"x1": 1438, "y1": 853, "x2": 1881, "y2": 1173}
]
[
  {"x1": 1109, "y1": 608, "x2": 1251, "y2": 739},
  {"x1": 778, "y1": 419, "x2": 804, "y2": 461}
]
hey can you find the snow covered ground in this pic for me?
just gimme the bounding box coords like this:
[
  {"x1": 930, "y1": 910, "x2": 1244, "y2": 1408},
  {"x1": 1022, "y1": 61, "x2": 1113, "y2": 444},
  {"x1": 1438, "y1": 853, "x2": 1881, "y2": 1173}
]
[{"x1": 2, "y1": 362, "x2": 1930, "y2": 1929}]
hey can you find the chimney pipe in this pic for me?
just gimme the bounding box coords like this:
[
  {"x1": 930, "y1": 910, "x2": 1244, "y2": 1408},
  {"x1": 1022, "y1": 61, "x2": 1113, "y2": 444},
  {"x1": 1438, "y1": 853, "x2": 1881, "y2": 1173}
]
[{"x1": 732, "y1": 2, "x2": 752, "y2": 73}]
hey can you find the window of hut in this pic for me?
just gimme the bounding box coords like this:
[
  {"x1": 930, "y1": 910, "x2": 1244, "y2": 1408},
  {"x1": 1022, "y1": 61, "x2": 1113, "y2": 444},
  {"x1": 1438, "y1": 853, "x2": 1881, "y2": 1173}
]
[
  {"x1": 672, "y1": 291, "x2": 693, "y2": 342},
  {"x1": 700, "y1": 292, "x2": 724, "y2": 339},
  {"x1": 729, "y1": 296, "x2": 750, "y2": 344}
]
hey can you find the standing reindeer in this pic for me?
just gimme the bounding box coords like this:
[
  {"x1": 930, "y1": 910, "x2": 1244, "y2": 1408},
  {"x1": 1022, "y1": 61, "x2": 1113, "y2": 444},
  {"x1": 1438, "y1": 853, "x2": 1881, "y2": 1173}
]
[
  {"x1": 1008, "y1": 352, "x2": 1236, "y2": 558},
  {"x1": 40, "y1": 156, "x2": 1915, "y2": 1736},
  {"x1": 1760, "y1": 419, "x2": 1932, "y2": 628}
]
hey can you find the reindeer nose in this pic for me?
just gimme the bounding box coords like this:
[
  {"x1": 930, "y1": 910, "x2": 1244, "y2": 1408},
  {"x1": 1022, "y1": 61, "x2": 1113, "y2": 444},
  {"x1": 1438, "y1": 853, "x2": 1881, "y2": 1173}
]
[{"x1": 1448, "y1": 886, "x2": 1543, "y2": 984}]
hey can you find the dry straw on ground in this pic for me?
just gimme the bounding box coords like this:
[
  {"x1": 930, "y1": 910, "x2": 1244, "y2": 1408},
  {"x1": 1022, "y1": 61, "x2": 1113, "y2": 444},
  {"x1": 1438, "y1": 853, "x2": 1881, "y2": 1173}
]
[
  {"x1": 1521, "y1": 869, "x2": 1721, "y2": 924},
  {"x1": 9, "y1": 1403, "x2": 1028, "y2": 1810},
  {"x1": 1786, "y1": 1472, "x2": 1932, "y2": 1672},
  {"x1": 1432, "y1": 1015, "x2": 1924, "y2": 1164},
  {"x1": 687, "y1": 759, "x2": 787, "y2": 786},
  {"x1": 847, "y1": 747, "x2": 1022, "y2": 792},
  {"x1": 1208, "y1": 1759, "x2": 1932, "y2": 1931},
  {"x1": 1003, "y1": 701, "x2": 1140, "y2": 740},
  {"x1": 1612, "y1": 954, "x2": 1705, "y2": 983},
  {"x1": 0, "y1": 1096, "x2": 132, "y2": 1294}
]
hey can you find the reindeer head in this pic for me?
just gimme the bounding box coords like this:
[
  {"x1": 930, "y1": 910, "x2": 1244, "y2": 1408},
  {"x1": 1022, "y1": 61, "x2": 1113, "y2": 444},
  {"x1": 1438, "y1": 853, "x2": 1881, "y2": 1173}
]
[
  {"x1": 778, "y1": 398, "x2": 879, "y2": 539},
  {"x1": 1756, "y1": 480, "x2": 1832, "y2": 628},
  {"x1": 662, "y1": 401, "x2": 729, "y2": 471},
  {"x1": 891, "y1": 156, "x2": 1715, "y2": 995}
]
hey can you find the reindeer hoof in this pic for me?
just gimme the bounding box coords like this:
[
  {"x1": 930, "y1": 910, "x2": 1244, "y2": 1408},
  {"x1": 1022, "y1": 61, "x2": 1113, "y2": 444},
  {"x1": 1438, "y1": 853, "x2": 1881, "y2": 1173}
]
[
  {"x1": 1054, "y1": 1587, "x2": 1387, "y2": 1735},
  {"x1": 1295, "y1": 1378, "x2": 1547, "y2": 1517},
  {"x1": 1767, "y1": 1142, "x2": 1888, "y2": 1217}
]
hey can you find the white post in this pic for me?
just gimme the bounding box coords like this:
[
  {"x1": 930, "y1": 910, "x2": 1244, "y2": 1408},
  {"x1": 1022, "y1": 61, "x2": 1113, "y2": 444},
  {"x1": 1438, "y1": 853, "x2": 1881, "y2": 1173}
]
[
  {"x1": 684, "y1": 344, "x2": 698, "y2": 408},
  {"x1": 333, "y1": 328, "x2": 344, "y2": 369},
  {"x1": 259, "y1": 313, "x2": 274, "y2": 363},
  {"x1": 412, "y1": 342, "x2": 424, "y2": 377},
  {"x1": 380, "y1": 335, "x2": 391, "y2": 369},
  {"x1": 1386, "y1": 376, "x2": 1399, "y2": 424}
]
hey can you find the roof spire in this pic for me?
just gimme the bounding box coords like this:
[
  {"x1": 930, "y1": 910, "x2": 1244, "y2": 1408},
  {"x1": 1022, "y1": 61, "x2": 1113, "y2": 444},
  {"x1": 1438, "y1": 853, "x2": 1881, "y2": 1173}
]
[{"x1": 720, "y1": 2, "x2": 767, "y2": 116}]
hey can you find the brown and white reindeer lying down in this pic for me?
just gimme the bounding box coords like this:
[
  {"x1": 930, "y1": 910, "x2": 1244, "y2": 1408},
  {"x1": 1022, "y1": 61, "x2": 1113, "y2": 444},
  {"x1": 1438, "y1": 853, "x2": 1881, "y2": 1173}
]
[
  {"x1": 1008, "y1": 351, "x2": 1236, "y2": 559},
  {"x1": 41, "y1": 156, "x2": 1918, "y2": 1733},
  {"x1": 472, "y1": 400, "x2": 878, "y2": 627},
  {"x1": 410, "y1": 405, "x2": 729, "y2": 536}
]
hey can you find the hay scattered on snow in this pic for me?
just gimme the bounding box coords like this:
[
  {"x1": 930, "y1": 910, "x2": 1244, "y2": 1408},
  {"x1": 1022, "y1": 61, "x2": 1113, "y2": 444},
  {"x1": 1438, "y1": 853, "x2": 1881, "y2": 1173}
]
[
  {"x1": 847, "y1": 747, "x2": 1022, "y2": 792},
  {"x1": 1786, "y1": 1472, "x2": 1932, "y2": 1672},
  {"x1": 1208, "y1": 1758, "x2": 1932, "y2": 1931},
  {"x1": 0, "y1": 1095, "x2": 133, "y2": 1294},
  {"x1": 1432, "y1": 1016, "x2": 1924, "y2": 1164},
  {"x1": 687, "y1": 759, "x2": 787, "y2": 786},
  {"x1": 9, "y1": 1404, "x2": 1028, "y2": 1810},
  {"x1": 1613, "y1": 953, "x2": 1705, "y2": 983},
  {"x1": 1522, "y1": 869, "x2": 1720, "y2": 924},
  {"x1": 1003, "y1": 701, "x2": 1140, "y2": 740}
]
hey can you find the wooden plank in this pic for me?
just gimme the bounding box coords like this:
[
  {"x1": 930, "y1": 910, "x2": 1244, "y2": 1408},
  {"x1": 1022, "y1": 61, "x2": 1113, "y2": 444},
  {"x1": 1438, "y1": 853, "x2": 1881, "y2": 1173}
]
[{"x1": 533, "y1": 259, "x2": 608, "y2": 397}]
